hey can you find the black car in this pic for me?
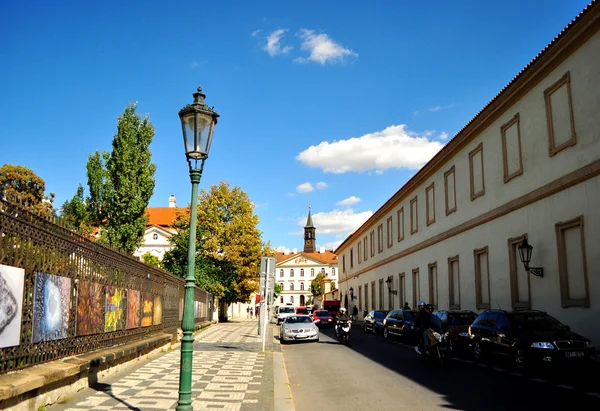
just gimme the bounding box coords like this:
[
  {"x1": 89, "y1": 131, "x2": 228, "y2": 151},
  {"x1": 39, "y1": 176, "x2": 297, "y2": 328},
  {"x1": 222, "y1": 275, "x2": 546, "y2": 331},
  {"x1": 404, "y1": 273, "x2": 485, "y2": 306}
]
[
  {"x1": 469, "y1": 309, "x2": 595, "y2": 370},
  {"x1": 363, "y1": 310, "x2": 389, "y2": 334},
  {"x1": 434, "y1": 310, "x2": 478, "y2": 353},
  {"x1": 383, "y1": 309, "x2": 418, "y2": 340}
]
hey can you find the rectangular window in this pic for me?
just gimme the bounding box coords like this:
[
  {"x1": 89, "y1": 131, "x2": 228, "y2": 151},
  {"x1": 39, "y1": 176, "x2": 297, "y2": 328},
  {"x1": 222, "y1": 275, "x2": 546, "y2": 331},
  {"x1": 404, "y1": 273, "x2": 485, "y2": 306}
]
[
  {"x1": 426, "y1": 182, "x2": 436, "y2": 226},
  {"x1": 379, "y1": 279, "x2": 384, "y2": 310},
  {"x1": 448, "y1": 256, "x2": 460, "y2": 310},
  {"x1": 410, "y1": 196, "x2": 418, "y2": 234},
  {"x1": 397, "y1": 207, "x2": 405, "y2": 242},
  {"x1": 501, "y1": 113, "x2": 524, "y2": 183},
  {"x1": 350, "y1": 248, "x2": 354, "y2": 268},
  {"x1": 444, "y1": 166, "x2": 457, "y2": 215},
  {"x1": 363, "y1": 237, "x2": 368, "y2": 261},
  {"x1": 474, "y1": 246, "x2": 491, "y2": 309},
  {"x1": 412, "y1": 268, "x2": 420, "y2": 309},
  {"x1": 387, "y1": 216, "x2": 393, "y2": 248},
  {"x1": 508, "y1": 234, "x2": 531, "y2": 309},
  {"x1": 469, "y1": 143, "x2": 485, "y2": 201},
  {"x1": 358, "y1": 242, "x2": 362, "y2": 264},
  {"x1": 398, "y1": 273, "x2": 406, "y2": 308},
  {"x1": 371, "y1": 281, "x2": 376, "y2": 310},
  {"x1": 377, "y1": 224, "x2": 384, "y2": 253},
  {"x1": 342, "y1": 255, "x2": 346, "y2": 273},
  {"x1": 556, "y1": 216, "x2": 589, "y2": 307},
  {"x1": 545, "y1": 72, "x2": 577, "y2": 157},
  {"x1": 364, "y1": 283, "x2": 369, "y2": 313},
  {"x1": 428, "y1": 262, "x2": 438, "y2": 308},
  {"x1": 370, "y1": 230, "x2": 375, "y2": 257},
  {"x1": 358, "y1": 285, "x2": 363, "y2": 312}
]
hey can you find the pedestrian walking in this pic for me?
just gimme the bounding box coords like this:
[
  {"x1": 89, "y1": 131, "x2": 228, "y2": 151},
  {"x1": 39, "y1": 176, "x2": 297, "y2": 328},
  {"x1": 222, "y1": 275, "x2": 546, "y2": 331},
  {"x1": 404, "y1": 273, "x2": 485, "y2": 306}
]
[
  {"x1": 246, "y1": 306, "x2": 250, "y2": 318},
  {"x1": 403, "y1": 302, "x2": 411, "y2": 310},
  {"x1": 250, "y1": 307, "x2": 253, "y2": 319},
  {"x1": 352, "y1": 305, "x2": 358, "y2": 321}
]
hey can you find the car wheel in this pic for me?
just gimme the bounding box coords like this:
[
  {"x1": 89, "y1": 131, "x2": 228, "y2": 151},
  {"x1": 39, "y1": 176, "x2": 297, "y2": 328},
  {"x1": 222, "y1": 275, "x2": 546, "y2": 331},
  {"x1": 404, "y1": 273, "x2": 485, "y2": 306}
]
[
  {"x1": 383, "y1": 327, "x2": 389, "y2": 339},
  {"x1": 515, "y1": 348, "x2": 527, "y2": 371},
  {"x1": 473, "y1": 340, "x2": 484, "y2": 361}
]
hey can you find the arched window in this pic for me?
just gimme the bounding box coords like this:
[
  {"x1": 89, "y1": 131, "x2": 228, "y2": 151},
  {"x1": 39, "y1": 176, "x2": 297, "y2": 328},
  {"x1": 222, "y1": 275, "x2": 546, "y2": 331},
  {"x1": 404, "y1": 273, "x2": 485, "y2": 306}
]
[
  {"x1": 290, "y1": 283, "x2": 294, "y2": 291},
  {"x1": 280, "y1": 269, "x2": 284, "y2": 277},
  {"x1": 311, "y1": 268, "x2": 315, "y2": 276},
  {"x1": 280, "y1": 296, "x2": 283, "y2": 303},
  {"x1": 300, "y1": 283, "x2": 304, "y2": 291},
  {"x1": 290, "y1": 269, "x2": 294, "y2": 277},
  {"x1": 290, "y1": 296, "x2": 294, "y2": 304},
  {"x1": 153, "y1": 233, "x2": 158, "y2": 240},
  {"x1": 331, "y1": 268, "x2": 336, "y2": 276},
  {"x1": 279, "y1": 283, "x2": 284, "y2": 291},
  {"x1": 300, "y1": 269, "x2": 304, "y2": 277}
]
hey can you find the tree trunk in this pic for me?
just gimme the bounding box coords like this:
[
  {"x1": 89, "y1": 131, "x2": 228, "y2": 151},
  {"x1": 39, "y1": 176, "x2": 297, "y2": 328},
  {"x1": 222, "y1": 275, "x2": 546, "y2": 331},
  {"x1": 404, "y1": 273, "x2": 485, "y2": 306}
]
[{"x1": 218, "y1": 300, "x2": 229, "y2": 322}]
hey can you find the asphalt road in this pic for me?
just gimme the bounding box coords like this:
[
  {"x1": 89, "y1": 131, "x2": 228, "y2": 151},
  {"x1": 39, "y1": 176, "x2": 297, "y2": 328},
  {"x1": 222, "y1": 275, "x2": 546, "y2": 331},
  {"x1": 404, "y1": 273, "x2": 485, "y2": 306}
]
[{"x1": 280, "y1": 323, "x2": 600, "y2": 411}]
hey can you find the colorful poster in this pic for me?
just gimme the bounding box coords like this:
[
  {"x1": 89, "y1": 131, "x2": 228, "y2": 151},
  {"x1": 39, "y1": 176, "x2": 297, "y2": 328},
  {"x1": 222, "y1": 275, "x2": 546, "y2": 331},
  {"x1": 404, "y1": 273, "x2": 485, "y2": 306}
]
[
  {"x1": 0, "y1": 264, "x2": 25, "y2": 348},
  {"x1": 153, "y1": 295, "x2": 162, "y2": 325},
  {"x1": 76, "y1": 280, "x2": 104, "y2": 336},
  {"x1": 105, "y1": 286, "x2": 126, "y2": 332},
  {"x1": 32, "y1": 272, "x2": 71, "y2": 343},
  {"x1": 126, "y1": 289, "x2": 141, "y2": 329},
  {"x1": 141, "y1": 292, "x2": 153, "y2": 327}
]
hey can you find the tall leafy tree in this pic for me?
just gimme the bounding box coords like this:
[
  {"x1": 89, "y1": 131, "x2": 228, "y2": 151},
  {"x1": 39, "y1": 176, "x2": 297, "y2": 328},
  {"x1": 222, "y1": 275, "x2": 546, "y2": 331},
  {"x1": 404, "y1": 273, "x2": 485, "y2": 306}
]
[
  {"x1": 311, "y1": 273, "x2": 324, "y2": 298},
  {"x1": 0, "y1": 164, "x2": 55, "y2": 216},
  {"x1": 59, "y1": 184, "x2": 93, "y2": 233}
]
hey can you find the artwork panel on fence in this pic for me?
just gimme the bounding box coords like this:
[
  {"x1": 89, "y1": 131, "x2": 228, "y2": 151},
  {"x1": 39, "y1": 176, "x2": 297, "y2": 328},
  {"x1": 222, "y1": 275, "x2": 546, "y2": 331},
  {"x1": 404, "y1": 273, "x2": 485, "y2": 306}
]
[
  {"x1": 153, "y1": 295, "x2": 162, "y2": 325},
  {"x1": 105, "y1": 286, "x2": 126, "y2": 332},
  {"x1": 179, "y1": 298, "x2": 183, "y2": 321},
  {"x1": 32, "y1": 272, "x2": 71, "y2": 343},
  {"x1": 0, "y1": 264, "x2": 25, "y2": 348},
  {"x1": 126, "y1": 289, "x2": 141, "y2": 329},
  {"x1": 76, "y1": 280, "x2": 104, "y2": 336},
  {"x1": 141, "y1": 292, "x2": 153, "y2": 327},
  {"x1": 194, "y1": 301, "x2": 199, "y2": 318}
]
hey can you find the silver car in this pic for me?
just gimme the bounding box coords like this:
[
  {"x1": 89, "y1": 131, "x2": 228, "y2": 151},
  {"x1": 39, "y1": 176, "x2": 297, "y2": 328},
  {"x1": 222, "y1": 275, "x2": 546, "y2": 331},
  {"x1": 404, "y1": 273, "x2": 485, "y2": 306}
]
[{"x1": 279, "y1": 315, "x2": 319, "y2": 344}]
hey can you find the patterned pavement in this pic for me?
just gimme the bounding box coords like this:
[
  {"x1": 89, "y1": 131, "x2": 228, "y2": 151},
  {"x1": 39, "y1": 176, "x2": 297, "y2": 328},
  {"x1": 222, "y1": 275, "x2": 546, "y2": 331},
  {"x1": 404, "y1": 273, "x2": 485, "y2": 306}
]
[{"x1": 49, "y1": 319, "x2": 276, "y2": 411}]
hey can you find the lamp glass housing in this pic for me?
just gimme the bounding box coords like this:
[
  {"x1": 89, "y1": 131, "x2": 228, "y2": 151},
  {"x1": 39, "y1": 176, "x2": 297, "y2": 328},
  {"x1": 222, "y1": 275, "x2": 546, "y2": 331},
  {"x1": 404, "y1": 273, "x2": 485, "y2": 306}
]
[
  {"x1": 180, "y1": 111, "x2": 216, "y2": 160},
  {"x1": 518, "y1": 239, "x2": 533, "y2": 265}
]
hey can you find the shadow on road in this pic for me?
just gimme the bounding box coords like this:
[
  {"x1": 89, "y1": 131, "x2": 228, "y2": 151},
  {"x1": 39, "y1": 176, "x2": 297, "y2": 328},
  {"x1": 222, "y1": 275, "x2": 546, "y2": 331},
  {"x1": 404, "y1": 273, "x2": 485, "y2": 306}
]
[{"x1": 90, "y1": 382, "x2": 142, "y2": 411}]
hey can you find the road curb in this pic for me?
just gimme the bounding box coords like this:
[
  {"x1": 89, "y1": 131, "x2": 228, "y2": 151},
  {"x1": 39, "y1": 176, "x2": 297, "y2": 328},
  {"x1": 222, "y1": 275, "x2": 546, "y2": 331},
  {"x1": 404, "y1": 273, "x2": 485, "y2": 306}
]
[{"x1": 273, "y1": 351, "x2": 295, "y2": 411}]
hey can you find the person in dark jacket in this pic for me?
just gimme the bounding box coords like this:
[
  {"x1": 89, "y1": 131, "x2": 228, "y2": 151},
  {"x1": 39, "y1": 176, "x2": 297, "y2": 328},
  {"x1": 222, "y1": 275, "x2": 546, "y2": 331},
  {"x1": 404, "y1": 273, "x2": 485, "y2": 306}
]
[{"x1": 335, "y1": 307, "x2": 350, "y2": 338}]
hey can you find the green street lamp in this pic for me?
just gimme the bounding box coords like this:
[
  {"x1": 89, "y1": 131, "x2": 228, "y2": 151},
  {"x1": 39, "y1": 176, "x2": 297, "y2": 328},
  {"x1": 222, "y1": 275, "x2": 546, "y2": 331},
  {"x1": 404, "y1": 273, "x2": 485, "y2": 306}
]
[{"x1": 177, "y1": 86, "x2": 219, "y2": 411}]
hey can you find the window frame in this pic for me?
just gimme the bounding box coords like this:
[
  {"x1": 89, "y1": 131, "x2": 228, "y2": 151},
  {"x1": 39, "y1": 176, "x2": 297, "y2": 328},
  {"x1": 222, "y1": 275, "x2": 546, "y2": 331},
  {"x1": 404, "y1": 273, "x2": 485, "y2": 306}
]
[{"x1": 556, "y1": 215, "x2": 589, "y2": 307}]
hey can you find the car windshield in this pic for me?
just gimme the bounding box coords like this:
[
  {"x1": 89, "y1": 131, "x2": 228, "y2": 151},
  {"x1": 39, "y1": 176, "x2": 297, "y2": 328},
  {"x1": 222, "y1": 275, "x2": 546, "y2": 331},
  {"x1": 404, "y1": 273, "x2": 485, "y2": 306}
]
[
  {"x1": 315, "y1": 311, "x2": 331, "y2": 317},
  {"x1": 512, "y1": 314, "x2": 566, "y2": 331},
  {"x1": 450, "y1": 313, "x2": 477, "y2": 325},
  {"x1": 279, "y1": 307, "x2": 295, "y2": 313},
  {"x1": 286, "y1": 316, "x2": 312, "y2": 324},
  {"x1": 374, "y1": 311, "x2": 387, "y2": 319}
]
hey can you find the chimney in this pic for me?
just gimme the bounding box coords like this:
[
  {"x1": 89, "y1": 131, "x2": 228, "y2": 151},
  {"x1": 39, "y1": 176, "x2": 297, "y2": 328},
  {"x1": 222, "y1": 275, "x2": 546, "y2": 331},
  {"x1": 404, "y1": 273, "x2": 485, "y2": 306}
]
[
  {"x1": 284, "y1": 249, "x2": 290, "y2": 255},
  {"x1": 293, "y1": 248, "x2": 297, "y2": 254},
  {"x1": 168, "y1": 195, "x2": 176, "y2": 208},
  {"x1": 319, "y1": 247, "x2": 325, "y2": 253}
]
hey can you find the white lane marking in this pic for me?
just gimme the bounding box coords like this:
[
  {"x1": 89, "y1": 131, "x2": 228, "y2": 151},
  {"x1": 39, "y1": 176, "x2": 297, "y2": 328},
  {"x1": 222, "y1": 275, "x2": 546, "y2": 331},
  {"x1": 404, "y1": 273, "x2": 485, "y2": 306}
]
[
  {"x1": 585, "y1": 392, "x2": 600, "y2": 399},
  {"x1": 529, "y1": 378, "x2": 547, "y2": 383},
  {"x1": 555, "y1": 385, "x2": 575, "y2": 390}
]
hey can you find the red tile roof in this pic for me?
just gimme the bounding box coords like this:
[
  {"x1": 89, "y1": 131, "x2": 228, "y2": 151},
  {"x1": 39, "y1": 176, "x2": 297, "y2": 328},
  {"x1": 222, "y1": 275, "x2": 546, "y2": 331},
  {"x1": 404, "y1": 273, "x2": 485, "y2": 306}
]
[
  {"x1": 146, "y1": 207, "x2": 188, "y2": 228},
  {"x1": 275, "y1": 250, "x2": 338, "y2": 265}
]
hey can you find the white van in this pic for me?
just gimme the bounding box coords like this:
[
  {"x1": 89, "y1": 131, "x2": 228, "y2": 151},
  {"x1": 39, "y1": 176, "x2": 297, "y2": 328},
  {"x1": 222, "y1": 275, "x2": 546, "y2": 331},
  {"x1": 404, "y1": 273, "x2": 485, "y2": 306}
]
[{"x1": 276, "y1": 306, "x2": 296, "y2": 325}]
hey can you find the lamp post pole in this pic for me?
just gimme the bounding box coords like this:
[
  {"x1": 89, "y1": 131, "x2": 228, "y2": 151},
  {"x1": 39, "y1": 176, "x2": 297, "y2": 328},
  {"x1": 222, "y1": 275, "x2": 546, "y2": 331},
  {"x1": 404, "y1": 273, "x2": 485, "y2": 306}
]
[
  {"x1": 177, "y1": 165, "x2": 203, "y2": 411},
  {"x1": 176, "y1": 86, "x2": 219, "y2": 411}
]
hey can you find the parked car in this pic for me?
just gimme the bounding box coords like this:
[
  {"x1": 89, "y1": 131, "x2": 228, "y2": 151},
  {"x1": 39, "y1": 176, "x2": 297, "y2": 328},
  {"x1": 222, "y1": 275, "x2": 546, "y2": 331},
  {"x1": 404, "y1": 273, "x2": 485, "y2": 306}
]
[
  {"x1": 364, "y1": 310, "x2": 389, "y2": 334},
  {"x1": 296, "y1": 306, "x2": 308, "y2": 315},
  {"x1": 280, "y1": 315, "x2": 319, "y2": 343},
  {"x1": 383, "y1": 309, "x2": 418, "y2": 340},
  {"x1": 311, "y1": 310, "x2": 334, "y2": 327},
  {"x1": 469, "y1": 309, "x2": 595, "y2": 370},
  {"x1": 276, "y1": 305, "x2": 296, "y2": 325},
  {"x1": 434, "y1": 310, "x2": 478, "y2": 353}
]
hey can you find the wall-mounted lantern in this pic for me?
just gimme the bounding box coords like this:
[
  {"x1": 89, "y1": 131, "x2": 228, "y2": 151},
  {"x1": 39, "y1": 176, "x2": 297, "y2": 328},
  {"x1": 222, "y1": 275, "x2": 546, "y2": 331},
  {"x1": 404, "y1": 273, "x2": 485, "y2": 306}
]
[
  {"x1": 349, "y1": 286, "x2": 357, "y2": 300},
  {"x1": 385, "y1": 276, "x2": 398, "y2": 295},
  {"x1": 518, "y1": 238, "x2": 544, "y2": 277}
]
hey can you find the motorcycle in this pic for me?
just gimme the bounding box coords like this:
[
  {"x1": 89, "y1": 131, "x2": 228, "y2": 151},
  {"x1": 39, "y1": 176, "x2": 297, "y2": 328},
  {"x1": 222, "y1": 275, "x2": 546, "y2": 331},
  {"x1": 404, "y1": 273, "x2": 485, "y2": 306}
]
[
  {"x1": 336, "y1": 320, "x2": 352, "y2": 345},
  {"x1": 418, "y1": 328, "x2": 452, "y2": 365}
]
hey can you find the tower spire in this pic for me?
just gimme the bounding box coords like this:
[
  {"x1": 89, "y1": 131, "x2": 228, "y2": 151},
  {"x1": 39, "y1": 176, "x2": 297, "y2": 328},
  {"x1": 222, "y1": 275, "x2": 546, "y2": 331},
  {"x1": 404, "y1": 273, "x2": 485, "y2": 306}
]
[{"x1": 303, "y1": 206, "x2": 316, "y2": 253}]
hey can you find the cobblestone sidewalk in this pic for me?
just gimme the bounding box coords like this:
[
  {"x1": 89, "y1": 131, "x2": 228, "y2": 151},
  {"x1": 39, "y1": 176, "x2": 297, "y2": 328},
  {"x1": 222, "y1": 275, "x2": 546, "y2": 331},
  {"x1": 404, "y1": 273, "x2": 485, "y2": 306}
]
[{"x1": 48, "y1": 319, "x2": 277, "y2": 411}]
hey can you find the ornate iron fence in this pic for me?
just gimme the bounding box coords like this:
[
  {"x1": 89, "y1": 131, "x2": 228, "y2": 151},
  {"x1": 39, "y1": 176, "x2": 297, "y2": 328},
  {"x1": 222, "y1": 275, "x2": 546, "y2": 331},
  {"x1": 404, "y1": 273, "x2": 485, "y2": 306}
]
[{"x1": 0, "y1": 199, "x2": 212, "y2": 374}]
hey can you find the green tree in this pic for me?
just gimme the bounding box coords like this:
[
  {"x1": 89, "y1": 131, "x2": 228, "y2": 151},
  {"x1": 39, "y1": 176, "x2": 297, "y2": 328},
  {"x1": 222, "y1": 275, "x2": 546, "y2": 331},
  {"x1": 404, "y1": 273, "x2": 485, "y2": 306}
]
[
  {"x1": 273, "y1": 283, "x2": 283, "y2": 299},
  {"x1": 0, "y1": 164, "x2": 55, "y2": 216},
  {"x1": 59, "y1": 184, "x2": 93, "y2": 233},
  {"x1": 311, "y1": 273, "x2": 324, "y2": 297},
  {"x1": 162, "y1": 182, "x2": 267, "y2": 306},
  {"x1": 141, "y1": 252, "x2": 162, "y2": 268},
  {"x1": 83, "y1": 104, "x2": 156, "y2": 253}
]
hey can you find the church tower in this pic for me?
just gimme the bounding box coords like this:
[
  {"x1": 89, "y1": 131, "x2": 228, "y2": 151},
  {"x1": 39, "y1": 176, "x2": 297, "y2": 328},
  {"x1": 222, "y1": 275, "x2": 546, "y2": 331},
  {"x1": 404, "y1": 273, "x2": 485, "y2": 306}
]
[{"x1": 303, "y1": 206, "x2": 316, "y2": 253}]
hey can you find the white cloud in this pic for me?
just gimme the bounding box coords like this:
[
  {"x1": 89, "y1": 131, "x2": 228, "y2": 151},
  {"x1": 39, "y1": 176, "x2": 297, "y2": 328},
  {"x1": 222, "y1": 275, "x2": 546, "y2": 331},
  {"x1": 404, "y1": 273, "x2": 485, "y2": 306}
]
[
  {"x1": 319, "y1": 240, "x2": 343, "y2": 251},
  {"x1": 189, "y1": 61, "x2": 206, "y2": 69},
  {"x1": 438, "y1": 132, "x2": 450, "y2": 141},
  {"x1": 291, "y1": 208, "x2": 372, "y2": 237},
  {"x1": 296, "y1": 124, "x2": 445, "y2": 173},
  {"x1": 274, "y1": 245, "x2": 288, "y2": 252},
  {"x1": 294, "y1": 29, "x2": 357, "y2": 65},
  {"x1": 337, "y1": 196, "x2": 360, "y2": 206},
  {"x1": 296, "y1": 182, "x2": 313, "y2": 193},
  {"x1": 264, "y1": 29, "x2": 293, "y2": 56},
  {"x1": 316, "y1": 181, "x2": 328, "y2": 190},
  {"x1": 251, "y1": 29, "x2": 262, "y2": 37}
]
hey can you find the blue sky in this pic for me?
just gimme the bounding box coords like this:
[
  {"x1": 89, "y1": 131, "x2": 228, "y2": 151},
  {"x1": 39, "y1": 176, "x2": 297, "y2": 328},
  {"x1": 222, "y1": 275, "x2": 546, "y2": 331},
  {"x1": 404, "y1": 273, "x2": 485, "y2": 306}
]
[{"x1": 0, "y1": 0, "x2": 591, "y2": 252}]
